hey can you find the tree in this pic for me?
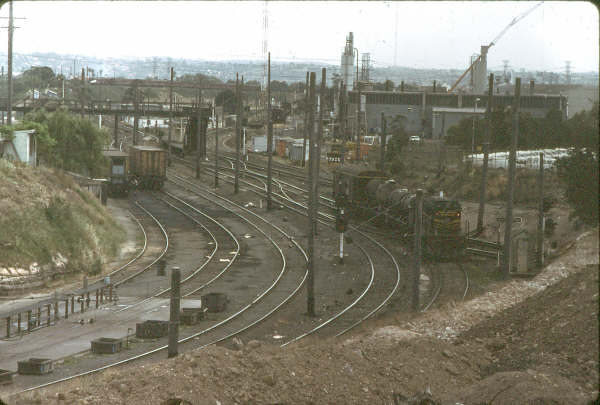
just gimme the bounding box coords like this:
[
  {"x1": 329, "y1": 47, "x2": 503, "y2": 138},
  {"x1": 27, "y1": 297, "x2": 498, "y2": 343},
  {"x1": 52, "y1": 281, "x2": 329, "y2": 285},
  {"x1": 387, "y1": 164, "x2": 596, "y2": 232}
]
[
  {"x1": 555, "y1": 149, "x2": 598, "y2": 225},
  {"x1": 215, "y1": 89, "x2": 237, "y2": 114},
  {"x1": 21, "y1": 108, "x2": 110, "y2": 177},
  {"x1": 386, "y1": 114, "x2": 409, "y2": 161}
]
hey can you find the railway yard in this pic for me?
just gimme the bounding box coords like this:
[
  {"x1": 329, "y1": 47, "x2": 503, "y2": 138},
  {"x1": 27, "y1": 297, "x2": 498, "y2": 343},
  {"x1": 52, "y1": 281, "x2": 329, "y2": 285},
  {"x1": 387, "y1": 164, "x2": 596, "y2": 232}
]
[
  {"x1": 0, "y1": 0, "x2": 597, "y2": 402},
  {"x1": 0, "y1": 116, "x2": 597, "y2": 405}
]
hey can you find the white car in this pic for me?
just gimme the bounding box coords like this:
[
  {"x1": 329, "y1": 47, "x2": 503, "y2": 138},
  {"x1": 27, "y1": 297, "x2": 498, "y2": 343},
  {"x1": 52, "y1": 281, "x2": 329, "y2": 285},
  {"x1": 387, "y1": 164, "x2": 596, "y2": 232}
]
[{"x1": 410, "y1": 136, "x2": 421, "y2": 142}]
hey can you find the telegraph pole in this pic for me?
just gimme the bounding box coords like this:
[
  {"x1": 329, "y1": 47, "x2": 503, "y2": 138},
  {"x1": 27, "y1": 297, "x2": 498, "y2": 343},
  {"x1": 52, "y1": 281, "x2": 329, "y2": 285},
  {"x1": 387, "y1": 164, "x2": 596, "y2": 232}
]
[
  {"x1": 339, "y1": 82, "x2": 346, "y2": 166},
  {"x1": 307, "y1": 72, "x2": 316, "y2": 317},
  {"x1": 266, "y1": 52, "x2": 273, "y2": 210},
  {"x1": 476, "y1": 73, "x2": 494, "y2": 234},
  {"x1": 302, "y1": 72, "x2": 309, "y2": 168},
  {"x1": 314, "y1": 68, "x2": 326, "y2": 235},
  {"x1": 412, "y1": 189, "x2": 423, "y2": 312},
  {"x1": 234, "y1": 73, "x2": 240, "y2": 194},
  {"x1": 168, "y1": 67, "x2": 174, "y2": 166},
  {"x1": 536, "y1": 152, "x2": 544, "y2": 267},
  {"x1": 214, "y1": 113, "x2": 219, "y2": 188},
  {"x1": 356, "y1": 84, "x2": 362, "y2": 162},
  {"x1": 503, "y1": 77, "x2": 521, "y2": 278},
  {"x1": 133, "y1": 84, "x2": 139, "y2": 145},
  {"x1": 380, "y1": 112, "x2": 386, "y2": 171},
  {"x1": 6, "y1": 1, "x2": 13, "y2": 125},
  {"x1": 196, "y1": 89, "x2": 201, "y2": 179}
]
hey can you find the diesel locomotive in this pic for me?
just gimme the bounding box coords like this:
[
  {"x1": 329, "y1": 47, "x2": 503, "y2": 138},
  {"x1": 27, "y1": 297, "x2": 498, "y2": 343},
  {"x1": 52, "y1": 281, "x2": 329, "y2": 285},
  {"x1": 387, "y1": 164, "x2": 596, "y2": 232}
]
[{"x1": 333, "y1": 165, "x2": 464, "y2": 259}]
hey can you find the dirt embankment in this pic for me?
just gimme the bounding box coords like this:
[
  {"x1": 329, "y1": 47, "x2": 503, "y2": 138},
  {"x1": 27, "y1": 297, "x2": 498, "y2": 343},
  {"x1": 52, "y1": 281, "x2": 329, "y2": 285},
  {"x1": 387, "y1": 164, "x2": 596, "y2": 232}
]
[{"x1": 0, "y1": 160, "x2": 125, "y2": 295}]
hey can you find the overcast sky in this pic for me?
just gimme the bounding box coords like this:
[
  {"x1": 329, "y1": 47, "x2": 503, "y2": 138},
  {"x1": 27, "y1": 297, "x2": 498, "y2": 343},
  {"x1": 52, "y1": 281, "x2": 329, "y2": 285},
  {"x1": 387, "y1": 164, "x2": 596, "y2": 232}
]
[{"x1": 0, "y1": 1, "x2": 598, "y2": 72}]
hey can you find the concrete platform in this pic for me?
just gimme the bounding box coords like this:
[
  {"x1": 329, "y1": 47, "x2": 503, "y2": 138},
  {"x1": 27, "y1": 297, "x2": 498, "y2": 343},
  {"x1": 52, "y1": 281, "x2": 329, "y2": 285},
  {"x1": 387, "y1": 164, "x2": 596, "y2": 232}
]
[{"x1": 0, "y1": 297, "x2": 201, "y2": 372}]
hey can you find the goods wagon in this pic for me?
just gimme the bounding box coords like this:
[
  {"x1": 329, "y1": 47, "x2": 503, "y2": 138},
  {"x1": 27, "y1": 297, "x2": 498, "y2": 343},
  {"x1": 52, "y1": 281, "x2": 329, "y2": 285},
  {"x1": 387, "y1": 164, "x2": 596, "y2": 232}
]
[
  {"x1": 103, "y1": 149, "x2": 130, "y2": 196},
  {"x1": 333, "y1": 165, "x2": 463, "y2": 259},
  {"x1": 129, "y1": 145, "x2": 167, "y2": 190}
]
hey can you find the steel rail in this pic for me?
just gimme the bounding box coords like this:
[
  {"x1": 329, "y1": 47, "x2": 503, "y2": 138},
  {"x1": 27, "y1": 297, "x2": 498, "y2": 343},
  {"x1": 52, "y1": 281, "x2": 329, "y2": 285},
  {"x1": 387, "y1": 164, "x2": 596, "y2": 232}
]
[
  {"x1": 281, "y1": 242, "x2": 375, "y2": 346},
  {"x1": 19, "y1": 174, "x2": 306, "y2": 395},
  {"x1": 172, "y1": 164, "x2": 399, "y2": 341},
  {"x1": 106, "y1": 209, "x2": 147, "y2": 278},
  {"x1": 113, "y1": 201, "x2": 169, "y2": 288},
  {"x1": 189, "y1": 160, "x2": 402, "y2": 341},
  {"x1": 159, "y1": 191, "x2": 240, "y2": 297}
]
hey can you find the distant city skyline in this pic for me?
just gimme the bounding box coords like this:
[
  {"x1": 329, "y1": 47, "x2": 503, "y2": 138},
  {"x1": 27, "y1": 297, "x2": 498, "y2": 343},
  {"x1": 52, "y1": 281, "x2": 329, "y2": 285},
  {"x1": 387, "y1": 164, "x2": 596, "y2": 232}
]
[{"x1": 0, "y1": 1, "x2": 598, "y2": 73}]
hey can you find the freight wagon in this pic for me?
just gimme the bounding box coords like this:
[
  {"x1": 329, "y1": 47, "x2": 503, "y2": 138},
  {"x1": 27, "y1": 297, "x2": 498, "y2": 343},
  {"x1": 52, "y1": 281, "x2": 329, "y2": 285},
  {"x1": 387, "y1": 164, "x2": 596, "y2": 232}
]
[
  {"x1": 129, "y1": 145, "x2": 167, "y2": 190},
  {"x1": 103, "y1": 149, "x2": 130, "y2": 197}
]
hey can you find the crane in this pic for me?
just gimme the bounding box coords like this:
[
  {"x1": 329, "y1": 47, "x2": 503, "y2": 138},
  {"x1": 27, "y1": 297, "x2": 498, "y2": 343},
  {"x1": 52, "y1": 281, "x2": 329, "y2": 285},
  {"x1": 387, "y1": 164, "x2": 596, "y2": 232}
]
[{"x1": 449, "y1": 2, "x2": 544, "y2": 92}]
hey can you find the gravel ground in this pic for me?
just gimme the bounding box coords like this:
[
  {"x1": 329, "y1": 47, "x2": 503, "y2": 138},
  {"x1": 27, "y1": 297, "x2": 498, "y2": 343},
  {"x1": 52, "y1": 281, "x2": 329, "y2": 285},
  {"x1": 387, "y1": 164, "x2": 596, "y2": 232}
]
[{"x1": 5, "y1": 227, "x2": 597, "y2": 405}]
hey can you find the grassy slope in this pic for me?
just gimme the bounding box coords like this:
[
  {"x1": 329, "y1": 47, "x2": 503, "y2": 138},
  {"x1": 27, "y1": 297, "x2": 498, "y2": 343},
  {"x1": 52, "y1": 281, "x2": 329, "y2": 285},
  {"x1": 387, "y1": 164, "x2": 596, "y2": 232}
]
[{"x1": 0, "y1": 159, "x2": 124, "y2": 274}]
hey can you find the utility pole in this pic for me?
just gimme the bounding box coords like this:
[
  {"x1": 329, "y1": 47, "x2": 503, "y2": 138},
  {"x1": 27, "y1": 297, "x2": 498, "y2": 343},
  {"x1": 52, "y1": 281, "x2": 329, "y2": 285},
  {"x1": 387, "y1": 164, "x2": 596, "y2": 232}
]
[
  {"x1": 314, "y1": 67, "x2": 326, "y2": 235},
  {"x1": 536, "y1": 152, "x2": 544, "y2": 267},
  {"x1": 302, "y1": 72, "x2": 309, "y2": 168},
  {"x1": 6, "y1": 1, "x2": 13, "y2": 125},
  {"x1": 196, "y1": 89, "x2": 201, "y2": 179},
  {"x1": 80, "y1": 68, "x2": 85, "y2": 118},
  {"x1": 133, "y1": 84, "x2": 139, "y2": 145},
  {"x1": 412, "y1": 189, "x2": 423, "y2": 312},
  {"x1": 113, "y1": 114, "x2": 118, "y2": 146},
  {"x1": 168, "y1": 267, "x2": 181, "y2": 358},
  {"x1": 266, "y1": 52, "x2": 273, "y2": 210},
  {"x1": 380, "y1": 112, "x2": 386, "y2": 171},
  {"x1": 356, "y1": 84, "x2": 361, "y2": 162},
  {"x1": 234, "y1": 73, "x2": 240, "y2": 194},
  {"x1": 168, "y1": 67, "x2": 174, "y2": 166},
  {"x1": 503, "y1": 77, "x2": 520, "y2": 278},
  {"x1": 214, "y1": 113, "x2": 219, "y2": 188},
  {"x1": 307, "y1": 71, "x2": 316, "y2": 318},
  {"x1": 477, "y1": 73, "x2": 494, "y2": 234},
  {"x1": 339, "y1": 82, "x2": 346, "y2": 166}
]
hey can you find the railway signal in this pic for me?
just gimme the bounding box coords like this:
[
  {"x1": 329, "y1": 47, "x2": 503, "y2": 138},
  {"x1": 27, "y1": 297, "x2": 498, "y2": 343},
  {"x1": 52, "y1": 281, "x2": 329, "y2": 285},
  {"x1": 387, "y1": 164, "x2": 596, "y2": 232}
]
[{"x1": 335, "y1": 207, "x2": 349, "y2": 264}]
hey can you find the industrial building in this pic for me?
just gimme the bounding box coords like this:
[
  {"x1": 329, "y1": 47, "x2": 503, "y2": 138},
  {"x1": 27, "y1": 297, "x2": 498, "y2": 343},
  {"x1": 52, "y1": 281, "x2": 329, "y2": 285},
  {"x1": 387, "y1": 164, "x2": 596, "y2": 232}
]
[{"x1": 347, "y1": 90, "x2": 568, "y2": 139}]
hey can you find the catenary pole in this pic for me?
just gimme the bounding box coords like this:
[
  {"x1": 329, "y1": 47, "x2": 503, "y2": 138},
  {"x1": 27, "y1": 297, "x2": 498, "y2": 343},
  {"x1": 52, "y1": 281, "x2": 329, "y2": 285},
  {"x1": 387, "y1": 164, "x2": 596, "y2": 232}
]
[
  {"x1": 234, "y1": 73, "x2": 240, "y2": 194},
  {"x1": 477, "y1": 73, "x2": 494, "y2": 233},
  {"x1": 314, "y1": 67, "x2": 326, "y2": 235},
  {"x1": 340, "y1": 82, "x2": 346, "y2": 166},
  {"x1": 214, "y1": 113, "x2": 219, "y2": 188},
  {"x1": 302, "y1": 72, "x2": 309, "y2": 168},
  {"x1": 380, "y1": 112, "x2": 386, "y2": 171},
  {"x1": 168, "y1": 67, "x2": 174, "y2": 166},
  {"x1": 196, "y1": 89, "x2": 201, "y2": 178},
  {"x1": 7, "y1": 1, "x2": 13, "y2": 126},
  {"x1": 267, "y1": 52, "x2": 273, "y2": 209},
  {"x1": 412, "y1": 189, "x2": 423, "y2": 312},
  {"x1": 503, "y1": 77, "x2": 521, "y2": 278},
  {"x1": 307, "y1": 72, "x2": 317, "y2": 317},
  {"x1": 536, "y1": 152, "x2": 545, "y2": 267}
]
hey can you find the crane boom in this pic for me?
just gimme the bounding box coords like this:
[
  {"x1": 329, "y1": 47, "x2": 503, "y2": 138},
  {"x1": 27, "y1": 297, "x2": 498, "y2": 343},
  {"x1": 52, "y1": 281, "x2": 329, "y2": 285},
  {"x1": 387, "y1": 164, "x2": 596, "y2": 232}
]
[{"x1": 450, "y1": 1, "x2": 544, "y2": 92}]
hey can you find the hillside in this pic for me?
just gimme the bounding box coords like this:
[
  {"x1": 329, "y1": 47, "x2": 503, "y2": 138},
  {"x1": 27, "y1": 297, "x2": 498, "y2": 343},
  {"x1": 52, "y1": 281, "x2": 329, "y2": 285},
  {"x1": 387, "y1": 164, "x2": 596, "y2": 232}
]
[{"x1": 0, "y1": 160, "x2": 125, "y2": 294}]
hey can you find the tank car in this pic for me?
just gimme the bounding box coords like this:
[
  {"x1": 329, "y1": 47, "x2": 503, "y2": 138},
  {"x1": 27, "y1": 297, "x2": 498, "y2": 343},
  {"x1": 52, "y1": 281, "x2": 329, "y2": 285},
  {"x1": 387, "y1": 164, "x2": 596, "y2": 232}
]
[{"x1": 333, "y1": 165, "x2": 464, "y2": 259}]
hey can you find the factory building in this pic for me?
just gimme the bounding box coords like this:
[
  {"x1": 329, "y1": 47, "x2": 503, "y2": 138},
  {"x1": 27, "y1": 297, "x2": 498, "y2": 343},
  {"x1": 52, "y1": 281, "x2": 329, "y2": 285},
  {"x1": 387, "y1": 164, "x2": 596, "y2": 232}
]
[{"x1": 347, "y1": 90, "x2": 568, "y2": 139}]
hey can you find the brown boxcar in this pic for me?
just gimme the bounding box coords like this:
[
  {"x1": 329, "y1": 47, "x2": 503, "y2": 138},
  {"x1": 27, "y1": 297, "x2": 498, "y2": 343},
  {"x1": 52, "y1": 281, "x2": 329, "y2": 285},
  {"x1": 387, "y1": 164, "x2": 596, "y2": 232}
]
[{"x1": 129, "y1": 145, "x2": 167, "y2": 190}]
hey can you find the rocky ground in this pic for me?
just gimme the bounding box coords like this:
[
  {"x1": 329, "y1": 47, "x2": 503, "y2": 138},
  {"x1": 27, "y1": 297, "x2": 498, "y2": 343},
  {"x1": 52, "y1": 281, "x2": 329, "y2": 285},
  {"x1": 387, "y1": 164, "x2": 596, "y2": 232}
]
[{"x1": 6, "y1": 227, "x2": 597, "y2": 405}]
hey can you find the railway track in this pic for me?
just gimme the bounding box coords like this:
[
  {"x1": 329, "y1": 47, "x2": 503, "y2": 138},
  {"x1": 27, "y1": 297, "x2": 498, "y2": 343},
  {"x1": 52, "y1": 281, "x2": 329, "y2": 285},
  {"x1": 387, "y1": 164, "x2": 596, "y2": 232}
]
[
  {"x1": 14, "y1": 173, "x2": 309, "y2": 394},
  {"x1": 421, "y1": 262, "x2": 469, "y2": 312},
  {"x1": 170, "y1": 160, "x2": 405, "y2": 341}
]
